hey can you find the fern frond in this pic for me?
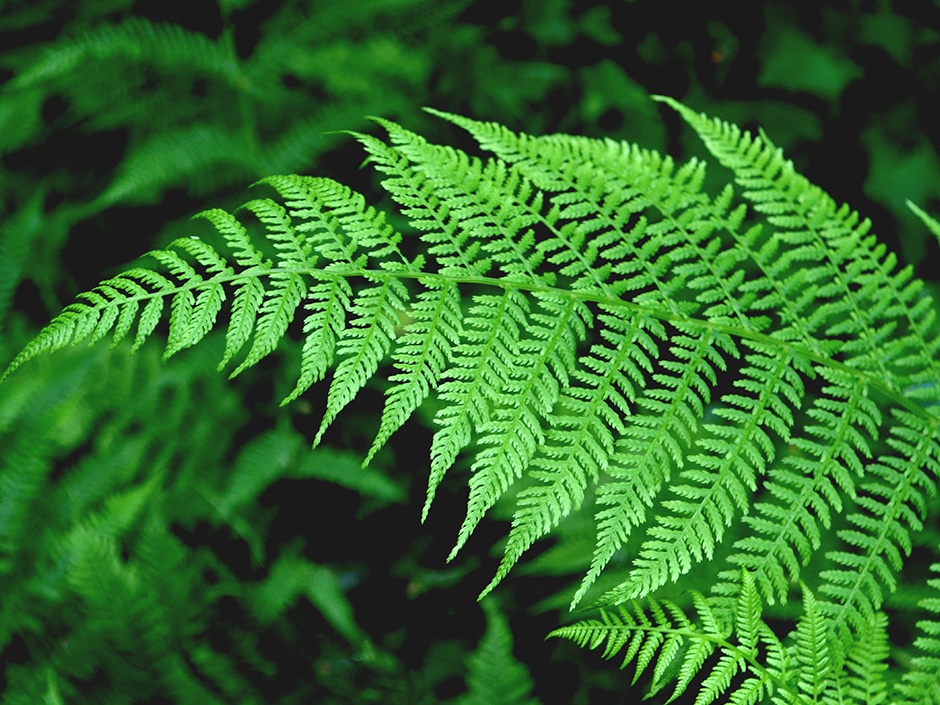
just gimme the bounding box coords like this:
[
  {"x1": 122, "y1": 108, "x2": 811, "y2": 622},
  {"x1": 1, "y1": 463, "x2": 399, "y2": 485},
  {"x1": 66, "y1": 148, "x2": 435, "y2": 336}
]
[
  {"x1": 458, "y1": 599, "x2": 541, "y2": 705},
  {"x1": 695, "y1": 573, "x2": 769, "y2": 705},
  {"x1": 601, "y1": 342, "x2": 809, "y2": 605},
  {"x1": 263, "y1": 175, "x2": 412, "y2": 268},
  {"x1": 372, "y1": 117, "x2": 558, "y2": 285},
  {"x1": 250, "y1": 547, "x2": 364, "y2": 644},
  {"x1": 655, "y1": 95, "x2": 940, "y2": 401},
  {"x1": 429, "y1": 108, "x2": 764, "y2": 329},
  {"x1": 0, "y1": 362, "x2": 96, "y2": 575},
  {"x1": 281, "y1": 277, "x2": 351, "y2": 405},
  {"x1": 552, "y1": 572, "x2": 784, "y2": 705},
  {"x1": 196, "y1": 208, "x2": 270, "y2": 370},
  {"x1": 364, "y1": 278, "x2": 462, "y2": 465},
  {"x1": 788, "y1": 584, "x2": 839, "y2": 702},
  {"x1": 353, "y1": 129, "x2": 490, "y2": 276},
  {"x1": 444, "y1": 292, "x2": 589, "y2": 543},
  {"x1": 98, "y1": 126, "x2": 254, "y2": 206},
  {"x1": 550, "y1": 598, "x2": 706, "y2": 697},
  {"x1": 895, "y1": 557, "x2": 940, "y2": 704},
  {"x1": 844, "y1": 612, "x2": 890, "y2": 705},
  {"x1": 714, "y1": 367, "x2": 880, "y2": 607},
  {"x1": 314, "y1": 275, "x2": 408, "y2": 446},
  {"x1": 481, "y1": 308, "x2": 659, "y2": 594},
  {"x1": 428, "y1": 288, "x2": 527, "y2": 524},
  {"x1": 7, "y1": 100, "x2": 940, "y2": 705},
  {"x1": 818, "y1": 410, "x2": 940, "y2": 636},
  {"x1": 13, "y1": 16, "x2": 239, "y2": 89},
  {"x1": 230, "y1": 270, "x2": 305, "y2": 378},
  {"x1": 573, "y1": 326, "x2": 733, "y2": 607}
]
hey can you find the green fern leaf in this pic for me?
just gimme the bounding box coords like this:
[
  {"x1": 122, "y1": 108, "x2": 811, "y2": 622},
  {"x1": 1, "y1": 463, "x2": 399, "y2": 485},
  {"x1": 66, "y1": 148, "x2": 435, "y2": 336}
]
[
  {"x1": 844, "y1": 612, "x2": 890, "y2": 705},
  {"x1": 549, "y1": 597, "x2": 700, "y2": 690},
  {"x1": 456, "y1": 293, "x2": 589, "y2": 546},
  {"x1": 429, "y1": 288, "x2": 526, "y2": 527},
  {"x1": 574, "y1": 327, "x2": 733, "y2": 607},
  {"x1": 194, "y1": 209, "x2": 268, "y2": 269},
  {"x1": 907, "y1": 200, "x2": 940, "y2": 248},
  {"x1": 230, "y1": 272, "x2": 305, "y2": 378},
  {"x1": 99, "y1": 126, "x2": 254, "y2": 206},
  {"x1": 13, "y1": 16, "x2": 239, "y2": 89},
  {"x1": 482, "y1": 307, "x2": 658, "y2": 595},
  {"x1": 714, "y1": 367, "x2": 880, "y2": 607},
  {"x1": 6, "y1": 97, "x2": 940, "y2": 705},
  {"x1": 227, "y1": 197, "x2": 310, "y2": 377},
  {"x1": 353, "y1": 130, "x2": 490, "y2": 276},
  {"x1": 250, "y1": 547, "x2": 364, "y2": 644},
  {"x1": 219, "y1": 275, "x2": 266, "y2": 372},
  {"x1": 458, "y1": 599, "x2": 541, "y2": 705},
  {"x1": 314, "y1": 276, "x2": 408, "y2": 446},
  {"x1": 695, "y1": 572, "x2": 775, "y2": 705},
  {"x1": 157, "y1": 239, "x2": 231, "y2": 358},
  {"x1": 551, "y1": 579, "x2": 784, "y2": 705},
  {"x1": 819, "y1": 410, "x2": 940, "y2": 636},
  {"x1": 895, "y1": 558, "x2": 940, "y2": 704},
  {"x1": 281, "y1": 277, "x2": 351, "y2": 405},
  {"x1": 655, "y1": 95, "x2": 940, "y2": 395},
  {"x1": 364, "y1": 278, "x2": 462, "y2": 466},
  {"x1": 601, "y1": 343, "x2": 809, "y2": 605},
  {"x1": 789, "y1": 584, "x2": 837, "y2": 702}
]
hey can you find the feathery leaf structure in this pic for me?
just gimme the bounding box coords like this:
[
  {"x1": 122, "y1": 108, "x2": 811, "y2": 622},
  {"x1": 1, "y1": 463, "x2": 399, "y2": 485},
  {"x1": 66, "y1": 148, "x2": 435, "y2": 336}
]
[
  {"x1": 550, "y1": 571, "x2": 784, "y2": 705},
  {"x1": 10, "y1": 16, "x2": 240, "y2": 90},
  {"x1": 458, "y1": 600, "x2": 542, "y2": 705},
  {"x1": 896, "y1": 557, "x2": 940, "y2": 704},
  {"x1": 5, "y1": 98, "x2": 940, "y2": 704}
]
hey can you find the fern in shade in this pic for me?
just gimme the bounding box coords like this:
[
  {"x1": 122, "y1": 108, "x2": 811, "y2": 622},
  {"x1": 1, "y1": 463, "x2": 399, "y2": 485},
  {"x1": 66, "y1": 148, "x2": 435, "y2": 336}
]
[
  {"x1": 896, "y1": 556, "x2": 940, "y2": 704},
  {"x1": 4, "y1": 98, "x2": 940, "y2": 703},
  {"x1": 458, "y1": 600, "x2": 541, "y2": 705}
]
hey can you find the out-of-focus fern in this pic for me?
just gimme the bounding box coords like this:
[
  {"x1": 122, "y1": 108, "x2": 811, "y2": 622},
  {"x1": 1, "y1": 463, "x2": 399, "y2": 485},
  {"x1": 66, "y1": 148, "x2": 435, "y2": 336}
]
[
  {"x1": 0, "y1": 0, "x2": 469, "y2": 318},
  {"x1": 250, "y1": 544, "x2": 365, "y2": 644},
  {"x1": 458, "y1": 599, "x2": 541, "y2": 705},
  {"x1": 4, "y1": 98, "x2": 940, "y2": 703},
  {"x1": 9, "y1": 0, "x2": 468, "y2": 185},
  {"x1": 0, "y1": 341, "x2": 246, "y2": 703},
  {"x1": 0, "y1": 326, "x2": 417, "y2": 703}
]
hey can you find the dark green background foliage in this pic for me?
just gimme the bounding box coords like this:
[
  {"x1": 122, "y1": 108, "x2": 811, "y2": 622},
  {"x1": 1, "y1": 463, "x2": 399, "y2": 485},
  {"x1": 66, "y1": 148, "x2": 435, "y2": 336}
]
[{"x1": 1, "y1": 0, "x2": 939, "y2": 702}]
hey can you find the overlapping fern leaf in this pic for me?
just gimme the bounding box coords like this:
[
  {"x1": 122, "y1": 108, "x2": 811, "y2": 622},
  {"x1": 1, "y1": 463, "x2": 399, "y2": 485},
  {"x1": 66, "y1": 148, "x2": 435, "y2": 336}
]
[
  {"x1": 4, "y1": 98, "x2": 940, "y2": 703},
  {"x1": 552, "y1": 568, "x2": 927, "y2": 705}
]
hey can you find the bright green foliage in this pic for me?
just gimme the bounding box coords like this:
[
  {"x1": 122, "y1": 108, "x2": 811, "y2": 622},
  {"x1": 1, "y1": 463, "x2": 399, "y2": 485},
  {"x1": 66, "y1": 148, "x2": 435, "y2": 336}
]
[
  {"x1": 4, "y1": 99, "x2": 940, "y2": 703},
  {"x1": 896, "y1": 559, "x2": 940, "y2": 704},
  {"x1": 551, "y1": 571, "x2": 783, "y2": 705},
  {"x1": 551, "y1": 571, "x2": 934, "y2": 705}
]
